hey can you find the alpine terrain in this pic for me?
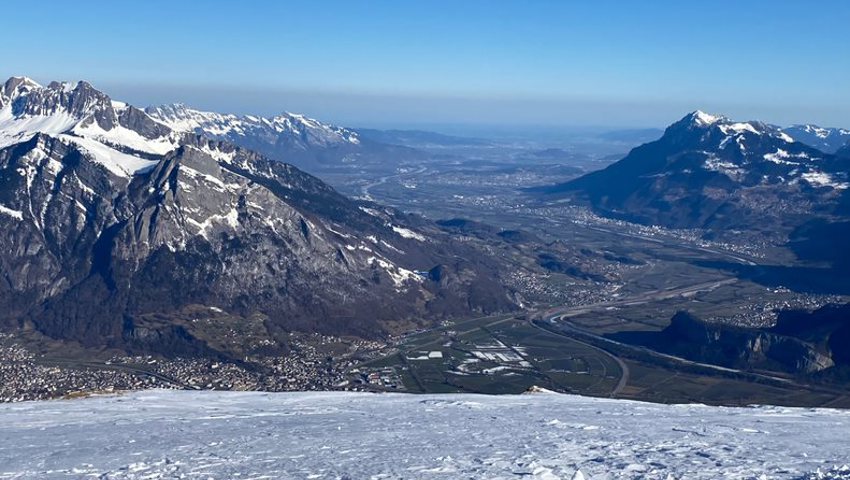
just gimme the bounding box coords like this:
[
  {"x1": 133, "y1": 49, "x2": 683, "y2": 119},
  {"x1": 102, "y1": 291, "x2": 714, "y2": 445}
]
[
  {"x1": 145, "y1": 103, "x2": 425, "y2": 172},
  {"x1": 783, "y1": 124, "x2": 850, "y2": 154},
  {"x1": 0, "y1": 76, "x2": 518, "y2": 357},
  {"x1": 533, "y1": 111, "x2": 849, "y2": 234}
]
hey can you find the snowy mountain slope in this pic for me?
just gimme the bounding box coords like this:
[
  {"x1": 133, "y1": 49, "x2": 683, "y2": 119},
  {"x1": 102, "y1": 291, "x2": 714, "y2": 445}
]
[
  {"x1": 146, "y1": 103, "x2": 426, "y2": 171},
  {"x1": 0, "y1": 76, "x2": 179, "y2": 176},
  {"x1": 784, "y1": 124, "x2": 850, "y2": 154},
  {"x1": 532, "y1": 111, "x2": 849, "y2": 231},
  {"x1": 1, "y1": 390, "x2": 848, "y2": 479},
  {"x1": 0, "y1": 77, "x2": 518, "y2": 353},
  {"x1": 146, "y1": 103, "x2": 361, "y2": 149}
]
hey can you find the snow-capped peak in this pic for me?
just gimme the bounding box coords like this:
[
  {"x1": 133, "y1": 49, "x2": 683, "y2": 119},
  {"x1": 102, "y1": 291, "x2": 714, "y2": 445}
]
[
  {"x1": 656, "y1": 110, "x2": 850, "y2": 189},
  {"x1": 690, "y1": 110, "x2": 723, "y2": 126},
  {"x1": 0, "y1": 77, "x2": 41, "y2": 107},
  {"x1": 4, "y1": 76, "x2": 42, "y2": 91},
  {"x1": 146, "y1": 103, "x2": 361, "y2": 149},
  {"x1": 0, "y1": 76, "x2": 181, "y2": 177},
  {"x1": 675, "y1": 110, "x2": 796, "y2": 149}
]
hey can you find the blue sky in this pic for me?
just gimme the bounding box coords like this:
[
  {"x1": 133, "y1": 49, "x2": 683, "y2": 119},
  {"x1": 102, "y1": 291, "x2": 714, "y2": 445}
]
[{"x1": 3, "y1": 0, "x2": 849, "y2": 128}]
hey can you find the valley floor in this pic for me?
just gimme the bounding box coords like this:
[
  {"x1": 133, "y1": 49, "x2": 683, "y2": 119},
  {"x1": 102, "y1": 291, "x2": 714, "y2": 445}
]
[{"x1": 0, "y1": 390, "x2": 848, "y2": 479}]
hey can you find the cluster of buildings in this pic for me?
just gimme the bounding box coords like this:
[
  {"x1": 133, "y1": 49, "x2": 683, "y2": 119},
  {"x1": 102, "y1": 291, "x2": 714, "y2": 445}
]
[
  {"x1": 355, "y1": 366, "x2": 407, "y2": 390},
  {"x1": 0, "y1": 334, "x2": 171, "y2": 402},
  {"x1": 108, "y1": 333, "x2": 390, "y2": 393},
  {"x1": 506, "y1": 270, "x2": 621, "y2": 306},
  {"x1": 528, "y1": 204, "x2": 770, "y2": 259},
  {"x1": 430, "y1": 168, "x2": 556, "y2": 189},
  {"x1": 708, "y1": 290, "x2": 848, "y2": 329},
  {"x1": 0, "y1": 332, "x2": 389, "y2": 402}
]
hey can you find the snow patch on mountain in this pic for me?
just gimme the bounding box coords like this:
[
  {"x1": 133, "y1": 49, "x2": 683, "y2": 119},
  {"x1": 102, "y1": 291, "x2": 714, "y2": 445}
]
[
  {"x1": 391, "y1": 224, "x2": 427, "y2": 241},
  {"x1": 703, "y1": 155, "x2": 745, "y2": 180},
  {"x1": 764, "y1": 149, "x2": 810, "y2": 165},
  {"x1": 718, "y1": 122, "x2": 760, "y2": 135},
  {"x1": 367, "y1": 255, "x2": 423, "y2": 290},
  {"x1": 0, "y1": 108, "x2": 78, "y2": 148},
  {"x1": 802, "y1": 171, "x2": 849, "y2": 190},
  {"x1": 0, "y1": 204, "x2": 23, "y2": 220},
  {"x1": 185, "y1": 207, "x2": 241, "y2": 238},
  {"x1": 58, "y1": 134, "x2": 159, "y2": 177},
  {"x1": 71, "y1": 120, "x2": 177, "y2": 156}
]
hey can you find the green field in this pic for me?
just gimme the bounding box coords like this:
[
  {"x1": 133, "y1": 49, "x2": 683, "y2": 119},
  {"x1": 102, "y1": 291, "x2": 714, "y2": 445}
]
[
  {"x1": 356, "y1": 313, "x2": 850, "y2": 408},
  {"x1": 358, "y1": 316, "x2": 622, "y2": 396}
]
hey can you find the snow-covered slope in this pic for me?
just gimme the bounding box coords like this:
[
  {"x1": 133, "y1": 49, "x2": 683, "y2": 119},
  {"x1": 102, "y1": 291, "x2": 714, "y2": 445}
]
[
  {"x1": 0, "y1": 390, "x2": 848, "y2": 479},
  {"x1": 0, "y1": 76, "x2": 180, "y2": 177},
  {"x1": 146, "y1": 103, "x2": 360, "y2": 150},
  {"x1": 784, "y1": 124, "x2": 850, "y2": 154}
]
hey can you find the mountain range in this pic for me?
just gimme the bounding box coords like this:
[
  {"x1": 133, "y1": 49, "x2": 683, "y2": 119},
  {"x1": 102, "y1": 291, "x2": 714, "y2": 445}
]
[
  {"x1": 3, "y1": 76, "x2": 849, "y2": 359},
  {"x1": 0, "y1": 77, "x2": 518, "y2": 356},
  {"x1": 782, "y1": 124, "x2": 850, "y2": 154},
  {"x1": 145, "y1": 103, "x2": 425, "y2": 172}
]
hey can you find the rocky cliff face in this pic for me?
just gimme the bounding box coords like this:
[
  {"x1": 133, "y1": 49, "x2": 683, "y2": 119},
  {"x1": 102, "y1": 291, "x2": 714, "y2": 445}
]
[
  {"x1": 0, "y1": 77, "x2": 518, "y2": 356},
  {"x1": 663, "y1": 311, "x2": 834, "y2": 374}
]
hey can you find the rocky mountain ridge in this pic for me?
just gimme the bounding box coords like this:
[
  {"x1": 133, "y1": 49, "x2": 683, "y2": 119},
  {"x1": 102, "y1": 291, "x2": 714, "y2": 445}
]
[
  {"x1": 783, "y1": 124, "x2": 850, "y2": 154},
  {"x1": 145, "y1": 102, "x2": 424, "y2": 172},
  {"x1": 0, "y1": 76, "x2": 518, "y2": 356}
]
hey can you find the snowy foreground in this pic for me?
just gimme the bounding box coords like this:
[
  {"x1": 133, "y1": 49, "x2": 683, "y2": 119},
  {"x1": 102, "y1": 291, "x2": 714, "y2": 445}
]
[{"x1": 1, "y1": 391, "x2": 849, "y2": 480}]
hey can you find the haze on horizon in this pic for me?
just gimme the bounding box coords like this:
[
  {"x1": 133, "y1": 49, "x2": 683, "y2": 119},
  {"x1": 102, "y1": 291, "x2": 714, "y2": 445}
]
[{"x1": 2, "y1": 0, "x2": 849, "y2": 130}]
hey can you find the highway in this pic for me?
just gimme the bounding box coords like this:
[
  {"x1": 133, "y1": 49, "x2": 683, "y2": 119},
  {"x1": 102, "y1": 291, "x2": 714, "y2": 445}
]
[
  {"x1": 533, "y1": 281, "x2": 850, "y2": 400},
  {"x1": 361, "y1": 166, "x2": 427, "y2": 201},
  {"x1": 539, "y1": 278, "x2": 738, "y2": 320},
  {"x1": 526, "y1": 278, "x2": 737, "y2": 397},
  {"x1": 582, "y1": 224, "x2": 759, "y2": 266},
  {"x1": 526, "y1": 316, "x2": 630, "y2": 397}
]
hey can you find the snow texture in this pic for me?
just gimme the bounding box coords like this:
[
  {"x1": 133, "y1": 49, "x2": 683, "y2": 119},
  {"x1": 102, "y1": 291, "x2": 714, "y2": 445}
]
[
  {"x1": 692, "y1": 110, "x2": 722, "y2": 126},
  {"x1": 0, "y1": 204, "x2": 23, "y2": 220},
  {"x1": 391, "y1": 224, "x2": 427, "y2": 241},
  {"x1": 0, "y1": 390, "x2": 848, "y2": 479}
]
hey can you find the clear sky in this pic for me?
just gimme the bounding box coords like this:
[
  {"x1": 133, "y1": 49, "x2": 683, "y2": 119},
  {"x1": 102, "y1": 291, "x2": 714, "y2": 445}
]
[{"x1": 2, "y1": 0, "x2": 849, "y2": 129}]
